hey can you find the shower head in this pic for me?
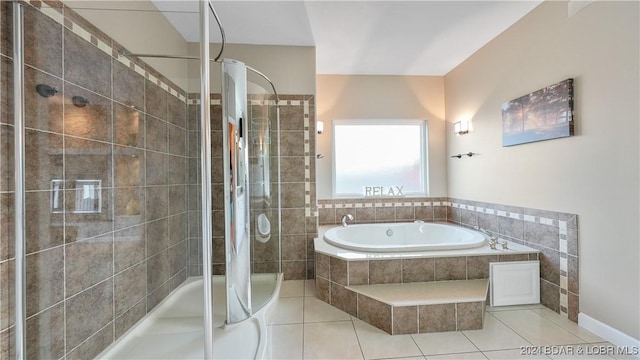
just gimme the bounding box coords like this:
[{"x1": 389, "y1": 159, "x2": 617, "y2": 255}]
[
  {"x1": 72, "y1": 96, "x2": 89, "y2": 108},
  {"x1": 35, "y1": 84, "x2": 58, "y2": 98}
]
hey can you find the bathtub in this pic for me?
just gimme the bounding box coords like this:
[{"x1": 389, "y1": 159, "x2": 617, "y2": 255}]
[{"x1": 324, "y1": 222, "x2": 486, "y2": 252}]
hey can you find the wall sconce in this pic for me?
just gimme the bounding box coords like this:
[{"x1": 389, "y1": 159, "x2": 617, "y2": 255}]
[
  {"x1": 317, "y1": 121, "x2": 324, "y2": 134},
  {"x1": 454, "y1": 120, "x2": 472, "y2": 135}
]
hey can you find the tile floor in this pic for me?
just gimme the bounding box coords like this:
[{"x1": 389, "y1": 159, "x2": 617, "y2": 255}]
[{"x1": 265, "y1": 280, "x2": 635, "y2": 360}]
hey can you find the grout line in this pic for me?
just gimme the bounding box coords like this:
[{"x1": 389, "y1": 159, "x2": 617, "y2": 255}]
[
  {"x1": 301, "y1": 292, "x2": 306, "y2": 359},
  {"x1": 486, "y1": 310, "x2": 535, "y2": 347},
  {"x1": 409, "y1": 332, "x2": 427, "y2": 358},
  {"x1": 460, "y1": 329, "x2": 485, "y2": 356},
  {"x1": 349, "y1": 315, "x2": 366, "y2": 360}
]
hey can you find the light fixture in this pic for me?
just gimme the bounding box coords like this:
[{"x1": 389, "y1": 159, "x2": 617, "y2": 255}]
[
  {"x1": 317, "y1": 121, "x2": 324, "y2": 134},
  {"x1": 454, "y1": 119, "x2": 472, "y2": 135}
]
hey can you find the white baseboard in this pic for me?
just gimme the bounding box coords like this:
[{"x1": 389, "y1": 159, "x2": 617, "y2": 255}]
[{"x1": 579, "y1": 313, "x2": 640, "y2": 358}]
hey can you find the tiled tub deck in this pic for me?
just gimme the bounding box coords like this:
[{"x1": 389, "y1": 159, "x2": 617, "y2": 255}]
[{"x1": 314, "y1": 225, "x2": 540, "y2": 335}]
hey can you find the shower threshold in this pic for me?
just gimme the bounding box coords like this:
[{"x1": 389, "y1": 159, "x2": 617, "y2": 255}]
[{"x1": 98, "y1": 273, "x2": 282, "y2": 359}]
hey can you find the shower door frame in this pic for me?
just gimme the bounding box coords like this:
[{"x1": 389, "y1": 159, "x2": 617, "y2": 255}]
[
  {"x1": 199, "y1": 1, "x2": 214, "y2": 358},
  {"x1": 12, "y1": 2, "x2": 27, "y2": 358}
]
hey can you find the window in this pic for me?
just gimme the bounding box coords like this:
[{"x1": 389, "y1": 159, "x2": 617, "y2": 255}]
[{"x1": 332, "y1": 120, "x2": 428, "y2": 197}]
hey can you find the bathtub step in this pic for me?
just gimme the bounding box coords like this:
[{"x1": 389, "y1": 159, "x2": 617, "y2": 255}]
[
  {"x1": 347, "y1": 279, "x2": 488, "y2": 307},
  {"x1": 345, "y1": 279, "x2": 489, "y2": 335}
]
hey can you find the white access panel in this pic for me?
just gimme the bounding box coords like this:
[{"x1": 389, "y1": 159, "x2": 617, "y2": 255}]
[{"x1": 490, "y1": 261, "x2": 540, "y2": 306}]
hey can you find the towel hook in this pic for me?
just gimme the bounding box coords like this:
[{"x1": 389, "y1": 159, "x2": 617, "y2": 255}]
[{"x1": 450, "y1": 152, "x2": 477, "y2": 159}]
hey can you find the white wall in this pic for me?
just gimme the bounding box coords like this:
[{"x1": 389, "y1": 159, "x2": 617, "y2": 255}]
[
  {"x1": 316, "y1": 75, "x2": 447, "y2": 199},
  {"x1": 187, "y1": 43, "x2": 316, "y2": 95},
  {"x1": 445, "y1": 1, "x2": 639, "y2": 339}
]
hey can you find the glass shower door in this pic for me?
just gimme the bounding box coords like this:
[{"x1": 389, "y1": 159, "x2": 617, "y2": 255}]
[
  {"x1": 221, "y1": 59, "x2": 252, "y2": 323},
  {"x1": 2, "y1": 2, "x2": 202, "y2": 358},
  {"x1": 247, "y1": 70, "x2": 281, "y2": 312},
  {"x1": 220, "y1": 59, "x2": 282, "y2": 323}
]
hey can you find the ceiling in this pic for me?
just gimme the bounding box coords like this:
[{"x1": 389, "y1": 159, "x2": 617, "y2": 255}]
[{"x1": 152, "y1": 1, "x2": 542, "y2": 76}]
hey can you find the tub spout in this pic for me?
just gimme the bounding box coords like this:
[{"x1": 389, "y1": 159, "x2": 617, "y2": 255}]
[
  {"x1": 341, "y1": 214, "x2": 354, "y2": 227},
  {"x1": 474, "y1": 226, "x2": 496, "y2": 238}
]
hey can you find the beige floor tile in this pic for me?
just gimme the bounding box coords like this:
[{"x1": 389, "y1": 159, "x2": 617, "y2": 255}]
[
  {"x1": 280, "y1": 280, "x2": 306, "y2": 298},
  {"x1": 411, "y1": 332, "x2": 479, "y2": 355},
  {"x1": 304, "y1": 296, "x2": 352, "y2": 323},
  {"x1": 426, "y1": 351, "x2": 487, "y2": 359},
  {"x1": 304, "y1": 321, "x2": 363, "y2": 359},
  {"x1": 486, "y1": 304, "x2": 545, "y2": 312},
  {"x1": 491, "y1": 310, "x2": 586, "y2": 346},
  {"x1": 305, "y1": 279, "x2": 317, "y2": 297},
  {"x1": 269, "y1": 297, "x2": 304, "y2": 325},
  {"x1": 483, "y1": 349, "x2": 551, "y2": 359},
  {"x1": 463, "y1": 312, "x2": 531, "y2": 351},
  {"x1": 529, "y1": 308, "x2": 605, "y2": 343},
  {"x1": 265, "y1": 324, "x2": 303, "y2": 360},
  {"x1": 352, "y1": 318, "x2": 423, "y2": 359}
]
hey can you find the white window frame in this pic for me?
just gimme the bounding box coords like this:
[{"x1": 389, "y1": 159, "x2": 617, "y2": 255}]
[{"x1": 331, "y1": 119, "x2": 429, "y2": 198}]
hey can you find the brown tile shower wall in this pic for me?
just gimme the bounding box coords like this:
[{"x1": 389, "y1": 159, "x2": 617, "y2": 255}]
[
  {"x1": 280, "y1": 95, "x2": 317, "y2": 280},
  {"x1": 187, "y1": 95, "x2": 317, "y2": 280},
  {"x1": 184, "y1": 93, "x2": 218, "y2": 277},
  {"x1": 318, "y1": 197, "x2": 579, "y2": 322},
  {"x1": 0, "y1": 2, "x2": 190, "y2": 359}
]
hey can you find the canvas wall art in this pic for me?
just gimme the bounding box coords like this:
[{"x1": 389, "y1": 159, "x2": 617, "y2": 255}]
[{"x1": 502, "y1": 78, "x2": 574, "y2": 147}]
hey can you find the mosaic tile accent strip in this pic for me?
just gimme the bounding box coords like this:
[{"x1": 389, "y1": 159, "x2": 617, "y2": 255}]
[
  {"x1": 188, "y1": 98, "x2": 222, "y2": 106},
  {"x1": 303, "y1": 100, "x2": 313, "y2": 217}
]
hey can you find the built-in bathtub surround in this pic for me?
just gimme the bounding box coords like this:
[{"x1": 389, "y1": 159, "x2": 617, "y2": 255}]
[
  {"x1": 0, "y1": 2, "x2": 190, "y2": 359},
  {"x1": 447, "y1": 198, "x2": 579, "y2": 322},
  {"x1": 315, "y1": 230, "x2": 539, "y2": 334},
  {"x1": 317, "y1": 197, "x2": 579, "y2": 322},
  {"x1": 187, "y1": 95, "x2": 317, "y2": 280}
]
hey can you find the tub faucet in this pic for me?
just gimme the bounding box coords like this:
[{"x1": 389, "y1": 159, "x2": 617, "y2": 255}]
[
  {"x1": 474, "y1": 226, "x2": 499, "y2": 248},
  {"x1": 341, "y1": 214, "x2": 354, "y2": 227}
]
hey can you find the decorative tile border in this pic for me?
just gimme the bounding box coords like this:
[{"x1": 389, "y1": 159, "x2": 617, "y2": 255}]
[
  {"x1": 188, "y1": 98, "x2": 222, "y2": 106},
  {"x1": 303, "y1": 100, "x2": 313, "y2": 217},
  {"x1": 319, "y1": 199, "x2": 449, "y2": 209}
]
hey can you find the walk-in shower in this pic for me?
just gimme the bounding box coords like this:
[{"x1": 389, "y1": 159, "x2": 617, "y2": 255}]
[{"x1": 1, "y1": 1, "x2": 282, "y2": 358}]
